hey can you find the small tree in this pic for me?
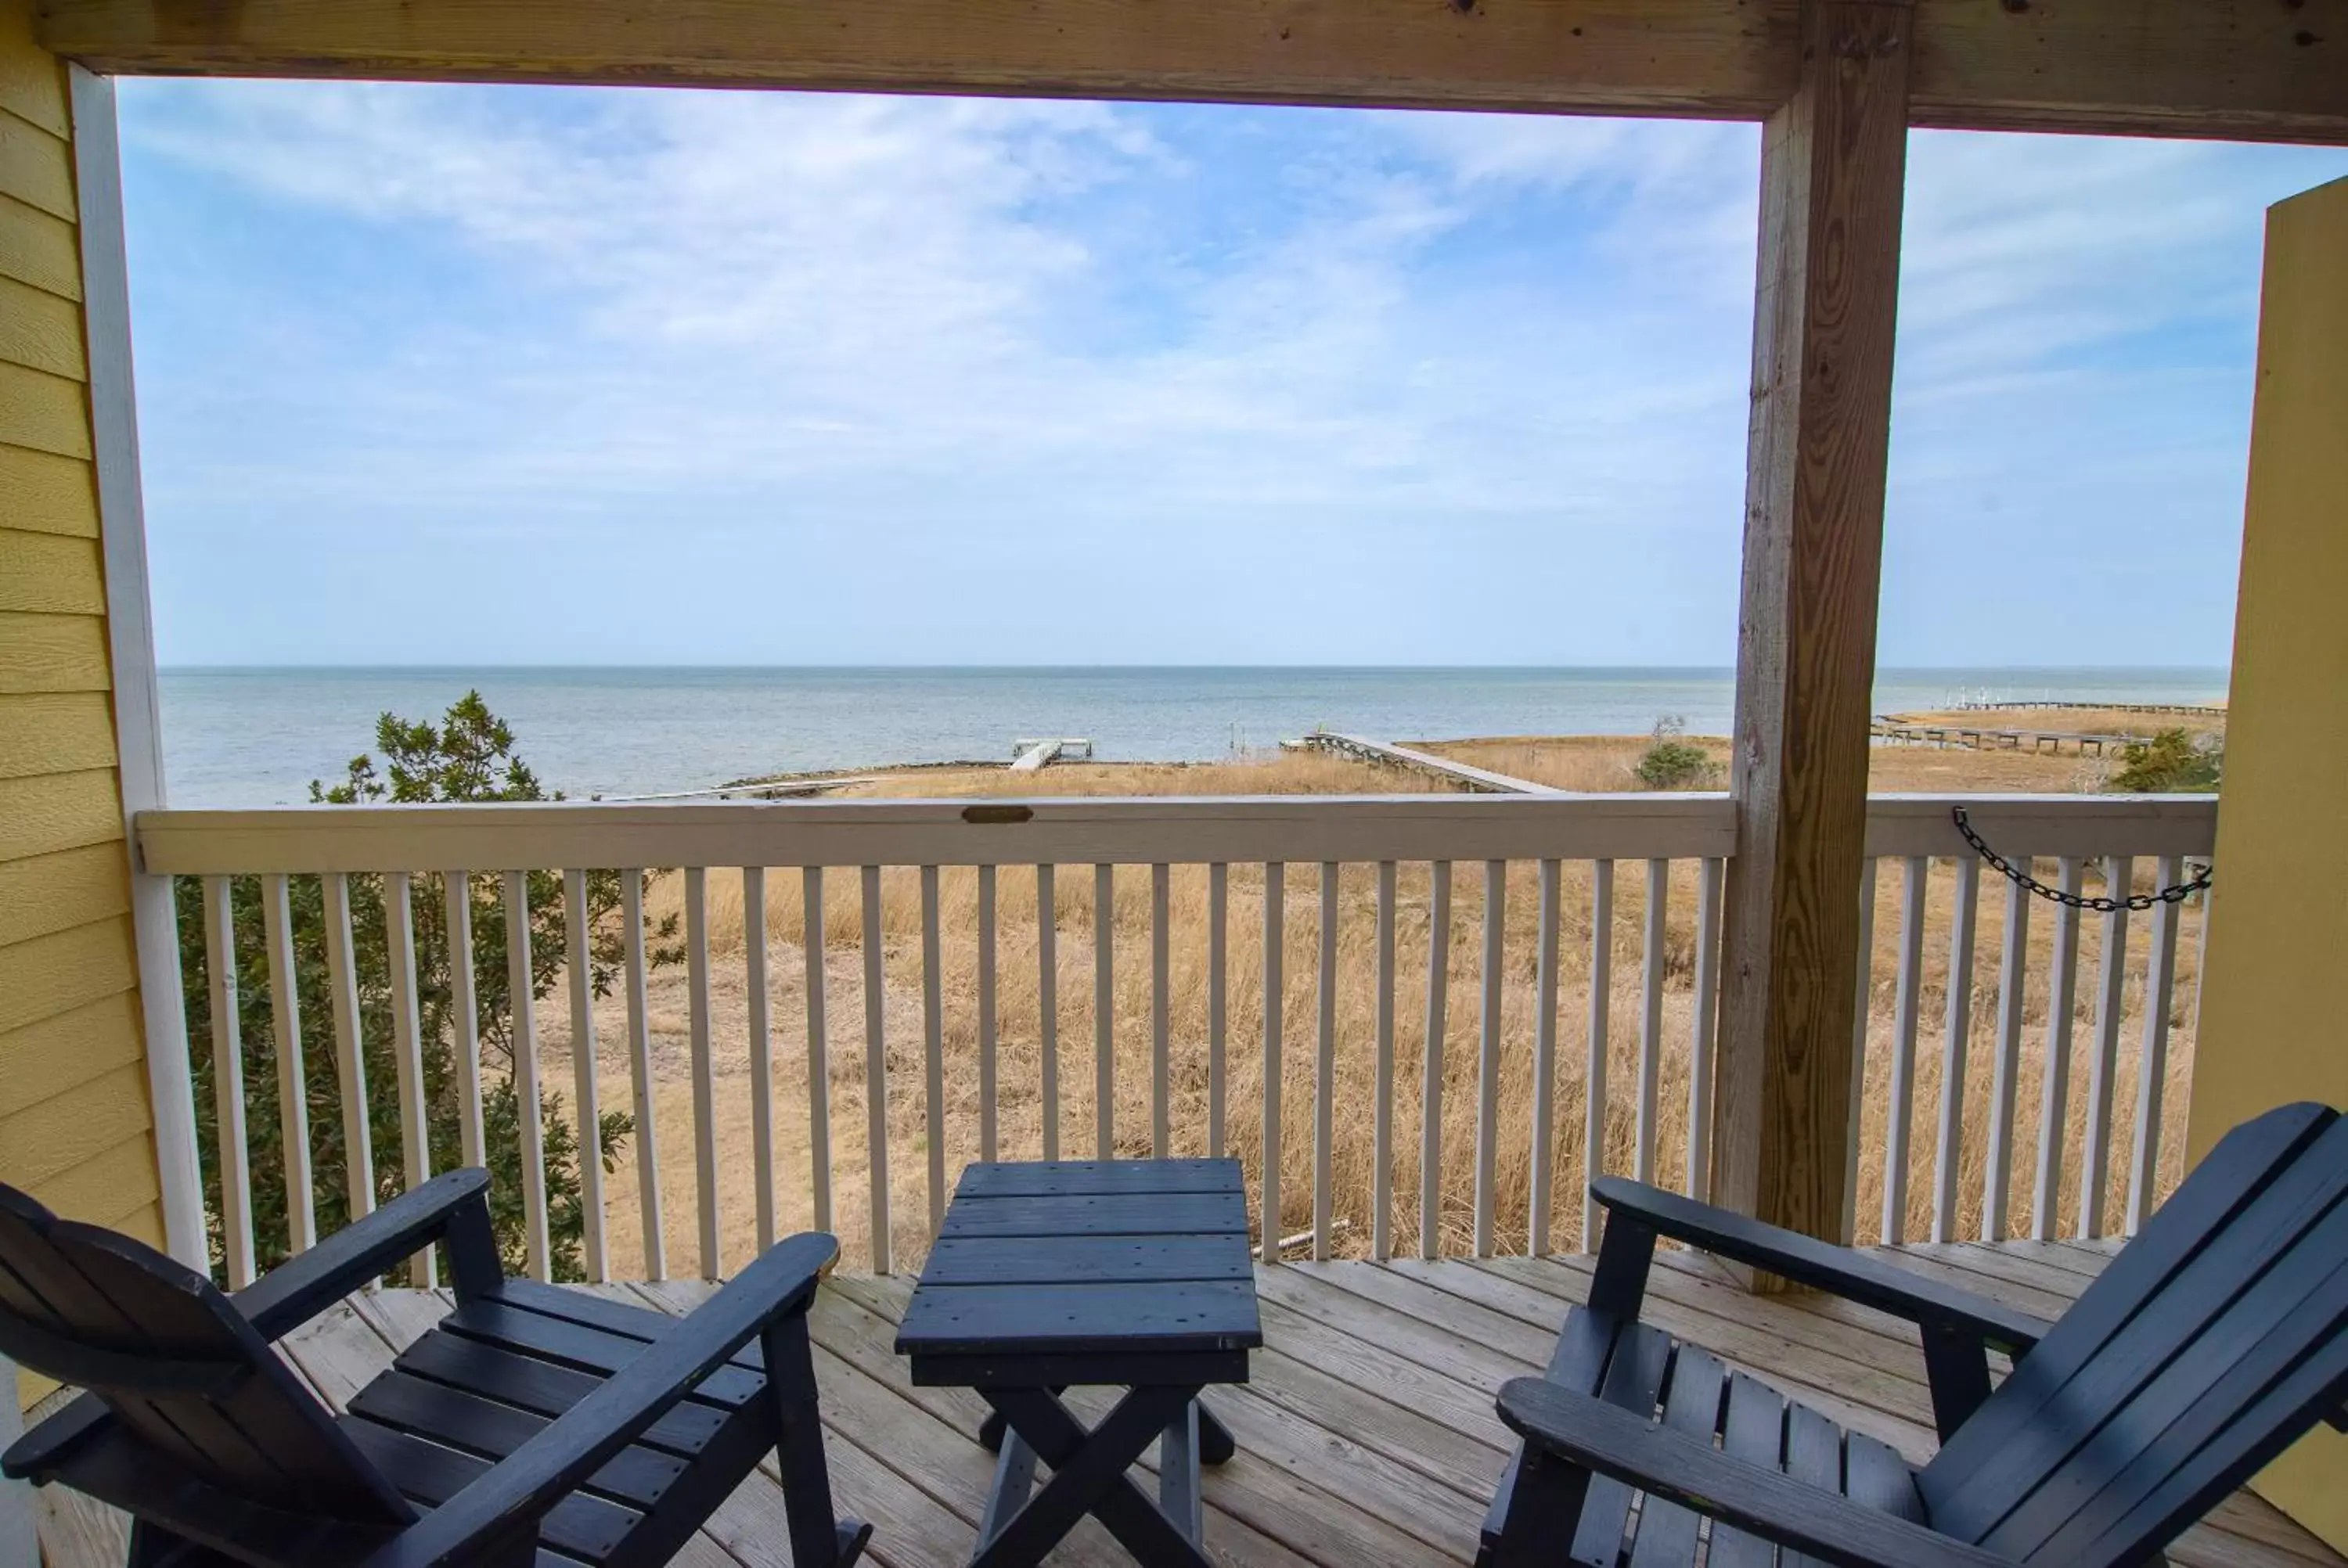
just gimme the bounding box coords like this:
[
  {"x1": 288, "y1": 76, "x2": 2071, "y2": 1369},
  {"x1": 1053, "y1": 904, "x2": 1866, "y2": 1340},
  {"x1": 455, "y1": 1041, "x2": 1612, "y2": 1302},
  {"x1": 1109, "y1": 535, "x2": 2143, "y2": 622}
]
[
  {"x1": 182, "y1": 692, "x2": 680, "y2": 1280},
  {"x1": 2109, "y1": 728, "x2": 2223, "y2": 793},
  {"x1": 1635, "y1": 716, "x2": 1719, "y2": 789}
]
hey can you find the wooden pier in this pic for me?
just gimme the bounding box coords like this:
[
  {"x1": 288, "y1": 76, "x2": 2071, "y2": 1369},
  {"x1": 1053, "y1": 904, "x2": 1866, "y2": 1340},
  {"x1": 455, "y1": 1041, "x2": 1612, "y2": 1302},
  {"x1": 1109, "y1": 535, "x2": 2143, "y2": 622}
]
[
  {"x1": 596, "y1": 776, "x2": 877, "y2": 803},
  {"x1": 1872, "y1": 717, "x2": 2137, "y2": 757},
  {"x1": 1295, "y1": 732, "x2": 1555, "y2": 793},
  {"x1": 1951, "y1": 699, "x2": 2224, "y2": 717},
  {"x1": 1009, "y1": 737, "x2": 1093, "y2": 772}
]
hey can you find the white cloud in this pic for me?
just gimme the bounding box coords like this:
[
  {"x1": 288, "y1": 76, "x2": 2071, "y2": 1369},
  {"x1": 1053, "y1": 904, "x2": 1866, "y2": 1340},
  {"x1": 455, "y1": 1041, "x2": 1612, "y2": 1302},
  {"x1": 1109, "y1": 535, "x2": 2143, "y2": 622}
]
[{"x1": 117, "y1": 81, "x2": 2346, "y2": 665}]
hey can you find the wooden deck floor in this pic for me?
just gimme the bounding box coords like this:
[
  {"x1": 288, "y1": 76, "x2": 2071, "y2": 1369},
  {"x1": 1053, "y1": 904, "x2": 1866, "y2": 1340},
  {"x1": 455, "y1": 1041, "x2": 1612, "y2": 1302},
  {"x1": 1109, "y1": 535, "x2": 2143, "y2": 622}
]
[{"x1": 32, "y1": 1240, "x2": 2342, "y2": 1568}]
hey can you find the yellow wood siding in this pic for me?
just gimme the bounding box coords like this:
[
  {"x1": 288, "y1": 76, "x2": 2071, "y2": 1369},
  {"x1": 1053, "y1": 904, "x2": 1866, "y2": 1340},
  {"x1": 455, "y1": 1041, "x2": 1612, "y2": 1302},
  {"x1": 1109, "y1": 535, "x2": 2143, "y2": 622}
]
[
  {"x1": 0, "y1": 442, "x2": 98, "y2": 535},
  {"x1": 0, "y1": 528, "x2": 106, "y2": 610},
  {"x1": 0, "y1": 691, "x2": 117, "y2": 778},
  {"x1": 0, "y1": 840, "x2": 128, "y2": 947},
  {"x1": 0, "y1": 991, "x2": 141, "y2": 1116},
  {"x1": 0, "y1": 0, "x2": 164, "y2": 1350},
  {"x1": 0, "y1": 607, "x2": 110, "y2": 690},
  {"x1": 0, "y1": 194, "x2": 78, "y2": 301},
  {"x1": 2190, "y1": 174, "x2": 2348, "y2": 1554}
]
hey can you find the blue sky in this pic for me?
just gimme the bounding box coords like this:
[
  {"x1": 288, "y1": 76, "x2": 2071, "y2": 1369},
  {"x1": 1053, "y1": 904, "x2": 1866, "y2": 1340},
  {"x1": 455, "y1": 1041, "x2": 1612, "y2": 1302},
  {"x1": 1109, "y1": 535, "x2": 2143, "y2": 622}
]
[{"x1": 115, "y1": 81, "x2": 2348, "y2": 667}]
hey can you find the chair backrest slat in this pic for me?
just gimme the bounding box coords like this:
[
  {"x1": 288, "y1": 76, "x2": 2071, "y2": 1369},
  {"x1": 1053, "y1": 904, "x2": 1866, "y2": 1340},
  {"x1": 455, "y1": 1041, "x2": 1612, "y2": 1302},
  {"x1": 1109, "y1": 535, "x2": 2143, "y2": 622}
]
[
  {"x1": 2026, "y1": 1245, "x2": 2348, "y2": 1564},
  {"x1": 1924, "y1": 1101, "x2": 2335, "y2": 1517},
  {"x1": 0, "y1": 1207, "x2": 240, "y2": 1484},
  {"x1": 0, "y1": 1185, "x2": 411, "y2": 1527},
  {"x1": 1915, "y1": 1102, "x2": 2348, "y2": 1568}
]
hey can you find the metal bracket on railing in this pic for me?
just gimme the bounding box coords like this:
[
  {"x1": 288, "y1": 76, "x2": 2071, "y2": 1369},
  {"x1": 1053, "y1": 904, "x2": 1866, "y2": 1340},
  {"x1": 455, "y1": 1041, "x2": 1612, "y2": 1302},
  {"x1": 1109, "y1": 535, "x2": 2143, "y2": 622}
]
[{"x1": 1950, "y1": 804, "x2": 2211, "y2": 913}]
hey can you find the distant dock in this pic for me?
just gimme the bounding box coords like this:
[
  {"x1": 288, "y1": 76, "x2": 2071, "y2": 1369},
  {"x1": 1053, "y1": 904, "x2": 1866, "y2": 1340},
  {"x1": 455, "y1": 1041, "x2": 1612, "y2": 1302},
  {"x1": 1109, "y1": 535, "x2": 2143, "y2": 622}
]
[
  {"x1": 1871, "y1": 717, "x2": 2136, "y2": 757},
  {"x1": 1950, "y1": 699, "x2": 2224, "y2": 717},
  {"x1": 1010, "y1": 737, "x2": 1094, "y2": 772}
]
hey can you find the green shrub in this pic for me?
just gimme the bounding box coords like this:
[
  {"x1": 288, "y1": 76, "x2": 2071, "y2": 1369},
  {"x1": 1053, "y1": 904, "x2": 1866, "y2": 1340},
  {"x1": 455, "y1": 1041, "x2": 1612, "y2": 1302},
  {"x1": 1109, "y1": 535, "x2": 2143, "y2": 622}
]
[
  {"x1": 1635, "y1": 721, "x2": 1719, "y2": 790},
  {"x1": 2109, "y1": 728, "x2": 2223, "y2": 793},
  {"x1": 181, "y1": 692, "x2": 680, "y2": 1281}
]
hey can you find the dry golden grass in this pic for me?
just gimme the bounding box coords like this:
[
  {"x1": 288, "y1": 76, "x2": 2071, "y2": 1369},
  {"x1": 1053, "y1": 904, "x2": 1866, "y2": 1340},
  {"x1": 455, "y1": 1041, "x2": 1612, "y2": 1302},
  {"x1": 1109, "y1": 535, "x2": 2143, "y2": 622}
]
[{"x1": 539, "y1": 743, "x2": 2202, "y2": 1280}]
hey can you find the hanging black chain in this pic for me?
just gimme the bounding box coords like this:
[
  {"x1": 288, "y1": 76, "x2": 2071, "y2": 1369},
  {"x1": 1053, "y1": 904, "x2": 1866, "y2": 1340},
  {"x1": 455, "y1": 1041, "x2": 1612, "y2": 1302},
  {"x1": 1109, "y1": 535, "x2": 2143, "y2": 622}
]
[{"x1": 1950, "y1": 805, "x2": 2210, "y2": 912}]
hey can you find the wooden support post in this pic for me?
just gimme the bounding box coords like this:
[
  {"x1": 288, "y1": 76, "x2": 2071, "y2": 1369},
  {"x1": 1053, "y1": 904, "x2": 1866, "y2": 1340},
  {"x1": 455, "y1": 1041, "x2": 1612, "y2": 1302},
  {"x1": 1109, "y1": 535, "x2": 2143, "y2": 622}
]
[{"x1": 1712, "y1": 0, "x2": 1914, "y2": 1273}]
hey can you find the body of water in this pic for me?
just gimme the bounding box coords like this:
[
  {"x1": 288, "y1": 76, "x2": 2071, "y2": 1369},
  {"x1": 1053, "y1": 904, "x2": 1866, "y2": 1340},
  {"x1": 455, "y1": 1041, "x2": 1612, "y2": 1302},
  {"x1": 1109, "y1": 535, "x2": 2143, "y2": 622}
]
[{"x1": 158, "y1": 666, "x2": 2231, "y2": 807}]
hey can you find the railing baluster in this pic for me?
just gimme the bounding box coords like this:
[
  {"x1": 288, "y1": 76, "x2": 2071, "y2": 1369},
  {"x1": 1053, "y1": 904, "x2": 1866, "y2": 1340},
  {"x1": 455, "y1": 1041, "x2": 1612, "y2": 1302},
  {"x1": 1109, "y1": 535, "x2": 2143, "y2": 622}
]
[
  {"x1": 1686, "y1": 858, "x2": 1724, "y2": 1199},
  {"x1": 861, "y1": 864, "x2": 891, "y2": 1273},
  {"x1": 1262, "y1": 860, "x2": 1285, "y2": 1264},
  {"x1": 685, "y1": 865, "x2": 720, "y2": 1278},
  {"x1": 260, "y1": 872, "x2": 313, "y2": 1256},
  {"x1": 623, "y1": 870, "x2": 666, "y2": 1280},
  {"x1": 743, "y1": 865, "x2": 775, "y2": 1253},
  {"x1": 137, "y1": 790, "x2": 2217, "y2": 1282},
  {"x1": 2032, "y1": 857, "x2": 2087, "y2": 1241},
  {"x1": 386, "y1": 871, "x2": 435, "y2": 1286},
  {"x1": 1420, "y1": 859, "x2": 1451, "y2": 1260},
  {"x1": 800, "y1": 866, "x2": 830, "y2": 1236},
  {"x1": 1037, "y1": 863, "x2": 1059, "y2": 1161},
  {"x1": 321, "y1": 872, "x2": 376, "y2": 1225},
  {"x1": 1474, "y1": 859, "x2": 1506, "y2": 1257},
  {"x1": 501, "y1": 869, "x2": 549, "y2": 1280},
  {"x1": 1314, "y1": 861, "x2": 1338, "y2": 1261},
  {"x1": 1373, "y1": 860, "x2": 1398, "y2": 1261},
  {"x1": 1153, "y1": 863, "x2": 1171, "y2": 1159},
  {"x1": 1931, "y1": 854, "x2": 1980, "y2": 1243},
  {"x1": 2079, "y1": 854, "x2": 2134, "y2": 1239},
  {"x1": 1208, "y1": 862, "x2": 1227, "y2": 1159},
  {"x1": 921, "y1": 864, "x2": 946, "y2": 1237},
  {"x1": 445, "y1": 871, "x2": 485, "y2": 1171},
  {"x1": 561, "y1": 869, "x2": 604, "y2": 1282},
  {"x1": 1881, "y1": 856, "x2": 1928, "y2": 1245},
  {"x1": 1982, "y1": 873, "x2": 2031, "y2": 1241},
  {"x1": 201, "y1": 875, "x2": 254, "y2": 1286},
  {"x1": 1583, "y1": 859, "x2": 1613, "y2": 1249},
  {"x1": 1842, "y1": 858, "x2": 1878, "y2": 1245},
  {"x1": 978, "y1": 864, "x2": 998, "y2": 1163},
  {"x1": 1634, "y1": 858, "x2": 1667, "y2": 1185},
  {"x1": 2127, "y1": 854, "x2": 2185, "y2": 1234},
  {"x1": 1095, "y1": 862, "x2": 1115, "y2": 1160},
  {"x1": 1529, "y1": 858, "x2": 1561, "y2": 1255}
]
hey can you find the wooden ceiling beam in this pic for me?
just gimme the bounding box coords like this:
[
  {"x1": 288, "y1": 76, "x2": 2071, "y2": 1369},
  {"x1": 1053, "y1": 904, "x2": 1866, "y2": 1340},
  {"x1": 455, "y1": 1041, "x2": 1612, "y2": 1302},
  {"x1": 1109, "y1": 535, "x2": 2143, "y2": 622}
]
[
  {"x1": 38, "y1": 0, "x2": 1797, "y2": 120},
  {"x1": 37, "y1": 0, "x2": 2348, "y2": 144}
]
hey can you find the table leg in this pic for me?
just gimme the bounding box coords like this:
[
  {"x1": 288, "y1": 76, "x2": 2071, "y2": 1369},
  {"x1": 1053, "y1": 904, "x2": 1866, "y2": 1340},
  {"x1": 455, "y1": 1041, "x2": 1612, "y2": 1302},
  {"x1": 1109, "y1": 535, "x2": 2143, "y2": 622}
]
[
  {"x1": 979, "y1": 1387, "x2": 1064, "y2": 1455},
  {"x1": 1196, "y1": 1397, "x2": 1237, "y2": 1465},
  {"x1": 974, "y1": 1386, "x2": 1212, "y2": 1568},
  {"x1": 1160, "y1": 1399, "x2": 1202, "y2": 1547},
  {"x1": 976, "y1": 1426, "x2": 1039, "y2": 1555}
]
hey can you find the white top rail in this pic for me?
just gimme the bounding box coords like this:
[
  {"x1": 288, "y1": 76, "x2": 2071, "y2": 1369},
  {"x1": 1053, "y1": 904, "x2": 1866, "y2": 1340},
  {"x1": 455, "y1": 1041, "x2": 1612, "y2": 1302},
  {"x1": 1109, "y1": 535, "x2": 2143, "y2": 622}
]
[
  {"x1": 135, "y1": 792, "x2": 1738, "y2": 874},
  {"x1": 1862, "y1": 793, "x2": 2216, "y2": 859},
  {"x1": 135, "y1": 791, "x2": 2213, "y2": 876}
]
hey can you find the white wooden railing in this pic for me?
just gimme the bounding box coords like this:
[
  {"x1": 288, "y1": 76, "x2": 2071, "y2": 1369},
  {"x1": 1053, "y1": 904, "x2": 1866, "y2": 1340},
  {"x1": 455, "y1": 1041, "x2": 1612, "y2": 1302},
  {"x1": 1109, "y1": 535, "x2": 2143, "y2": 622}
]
[
  {"x1": 1853, "y1": 795, "x2": 2216, "y2": 1250},
  {"x1": 135, "y1": 791, "x2": 2213, "y2": 1286}
]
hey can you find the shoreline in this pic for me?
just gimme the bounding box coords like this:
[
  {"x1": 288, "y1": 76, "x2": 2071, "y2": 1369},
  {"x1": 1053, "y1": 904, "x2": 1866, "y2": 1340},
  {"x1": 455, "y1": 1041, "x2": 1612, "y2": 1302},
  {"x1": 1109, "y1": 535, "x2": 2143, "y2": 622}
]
[{"x1": 717, "y1": 703, "x2": 2222, "y2": 797}]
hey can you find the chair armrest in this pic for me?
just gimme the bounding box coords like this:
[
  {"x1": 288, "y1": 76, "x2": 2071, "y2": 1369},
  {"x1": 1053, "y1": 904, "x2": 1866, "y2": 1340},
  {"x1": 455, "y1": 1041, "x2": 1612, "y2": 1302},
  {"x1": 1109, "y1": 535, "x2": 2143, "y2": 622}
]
[
  {"x1": 1591, "y1": 1178, "x2": 2052, "y2": 1355},
  {"x1": 358, "y1": 1232, "x2": 839, "y2": 1568},
  {"x1": 234, "y1": 1168, "x2": 499, "y2": 1340},
  {"x1": 1497, "y1": 1377, "x2": 2016, "y2": 1568}
]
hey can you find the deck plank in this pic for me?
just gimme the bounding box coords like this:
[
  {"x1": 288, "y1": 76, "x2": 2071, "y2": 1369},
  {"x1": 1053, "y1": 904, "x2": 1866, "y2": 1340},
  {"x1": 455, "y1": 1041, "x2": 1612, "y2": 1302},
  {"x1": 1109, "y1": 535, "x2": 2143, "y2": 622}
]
[{"x1": 29, "y1": 1243, "x2": 2342, "y2": 1568}]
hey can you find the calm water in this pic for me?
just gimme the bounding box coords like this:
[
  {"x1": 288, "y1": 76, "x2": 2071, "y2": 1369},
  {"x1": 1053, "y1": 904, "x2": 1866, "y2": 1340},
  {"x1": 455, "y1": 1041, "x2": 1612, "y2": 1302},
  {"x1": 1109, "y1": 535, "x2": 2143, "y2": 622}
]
[{"x1": 158, "y1": 666, "x2": 2231, "y2": 807}]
